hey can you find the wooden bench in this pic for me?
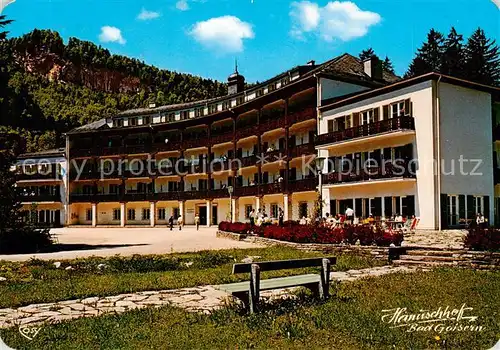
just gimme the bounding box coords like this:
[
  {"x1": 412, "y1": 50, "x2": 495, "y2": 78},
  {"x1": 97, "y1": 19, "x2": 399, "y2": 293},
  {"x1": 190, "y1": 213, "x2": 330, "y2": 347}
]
[{"x1": 215, "y1": 257, "x2": 336, "y2": 313}]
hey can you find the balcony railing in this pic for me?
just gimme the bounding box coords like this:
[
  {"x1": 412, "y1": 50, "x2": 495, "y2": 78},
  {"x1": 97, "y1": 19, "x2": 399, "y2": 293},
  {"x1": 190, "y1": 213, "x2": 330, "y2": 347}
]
[
  {"x1": 183, "y1": 190, "x2": 209, "y2": 201},
  {"x1": 260, "y1": 182, "x2": 285, "y2": 195},
  {"x1": 322, "y1": 162, "x2": 416, "y2": 185},
  {"x1": 289, "y1": 143, "x2": 315, "y2": 158},
  {"x1": 123, "y1": 192, "x2": 155, "y2": 202},
  {"x1": 184, "y1": 136, "x2": 209, "y2": 150},
  {"x1": 71, "y1": 148, "x2": 93, "y2": 158},
  {"x1": 19, "y1": 194, "x2": 61, "y2": 202},
  {"x1": 316, "y1": 116, "x2": 415, "y2": 146},
  {"x1": 289, "y1": 107, "x2": 315, "y2": 124},
  {"x1": 155, "y1": 192, "x2": 180, "y2": 201},
  {"x1": 16, "y1": 170, "x2": 60, "y2": 181},
  {"x1": 100, "y1": 146, "x2": 123, "y2": 156},
  {"x1": 235, "y1": 125, "x2": 259, "y2": 140},
  {"x1": 235, "y1": 185, "x2": 259, "y2": 197},
  {"x1": 153, "y1": 141, "x2": 182, "y2": 153},
  {"x1": 288, "y1": 178, "x2": 317, "y2": 192},
  {"x1": 259, "y1": 116, "x2": 286, "y2": 132},
  {"x1": 209, "y1": 188, "x2": 231, "y2": 199},
  {"x1": 124, "y1": 144, "x2": 151, "y2": 155},
  {"x1": 239, "y1": 155, "x2": 259, "y2": 168},
  {"x1": 70, "y1": 193, "x2": 96, "y2": 203},
  {"x1": 210, "y1": 131, "x2": 233, "y2": 145}
]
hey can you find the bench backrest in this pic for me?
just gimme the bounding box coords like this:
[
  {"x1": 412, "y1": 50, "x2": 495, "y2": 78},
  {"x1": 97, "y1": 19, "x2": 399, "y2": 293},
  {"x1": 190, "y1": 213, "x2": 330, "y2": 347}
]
[{"x1": 232, "y1": 257, "x2": 336, "y2": 274}]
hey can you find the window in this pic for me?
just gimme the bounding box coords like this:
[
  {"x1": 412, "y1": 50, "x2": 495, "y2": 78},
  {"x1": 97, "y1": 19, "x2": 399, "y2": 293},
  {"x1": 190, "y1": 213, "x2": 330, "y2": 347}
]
[
  {"x1": 142, "y1": 208, "x2": 151, "y2": 221},
  {"x1": 195, "y1": 108, "x2": 205, "y2": 117},
  {"x1": 222, "y1": 101, "x2": 229, "y2": 110},
  {"x1": 113, "y1": 209, "x2": 120, "y2": 221},
  {"x1": 474, "y1": 196, "x2": 484, "y2": 215},
  {"x1": 166, "y1": 113, "x2": 175, "y2": 122},
  {"x1": 173, "y1": 207, "x2": 180, "y2": 219},
  {"x1": 181, "y1": 111, "x2": 189, "y2": 120},
  {"x1": 86, "y1": 209, "x2": 92, "y2": 221},
  {"x1": 158, "y1": 208, "x2": 166, "y2": 220},
  {"x1": 127, "y1": 209, "x2": 136, "y2": 221},
  {"x1": 361, "y1": 109, "x2": 375, "y2": 125},
  {"x1": 129, "y1": 118, "x2": 138, "y2": 126},
  {"x1": 299, "y1": 202, "x2": 308, "y2": 218},
  {"x1": 209, "y1": 105, "x2": 217, "y2": 114},
  {"x1": 268, "y1": 83, "x2": 276, "y2": 92},
  {"x1": 237, "y1": 96, "x2": 245, "y2": 105},
  {"x1": 109, "y1": 184, "x2": 120, "y2": 194},
  {"x1": 143, "y1": 116, "x2": 151, "y2": 125},
  {"x1": 271, "y1": 203, "x2": 279, "y2": 218},
  {"x1": 245, "y1": 205, "x2": 253, "y2": 219},
  {"x1": 256, "y1": 88, "x2": 264, "y2": 97},
  {"x1": 113, "y1": 119, "x2": 123, "y2": 127},
  {"x1": 327, "y1": 119, "x2": 335, "y2": 133}
]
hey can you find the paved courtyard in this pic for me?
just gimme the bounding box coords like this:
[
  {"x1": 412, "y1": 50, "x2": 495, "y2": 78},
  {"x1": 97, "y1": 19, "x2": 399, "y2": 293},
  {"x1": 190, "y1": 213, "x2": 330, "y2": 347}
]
[{"x1": 0, "y1": 226, "x2": 262, "y2": 262}]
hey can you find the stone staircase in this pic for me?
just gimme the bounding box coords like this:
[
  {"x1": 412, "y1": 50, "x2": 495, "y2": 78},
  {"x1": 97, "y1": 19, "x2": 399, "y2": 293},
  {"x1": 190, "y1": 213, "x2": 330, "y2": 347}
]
[{"x1": 392, "y1": 248, "x2": 500, "y2": 270}]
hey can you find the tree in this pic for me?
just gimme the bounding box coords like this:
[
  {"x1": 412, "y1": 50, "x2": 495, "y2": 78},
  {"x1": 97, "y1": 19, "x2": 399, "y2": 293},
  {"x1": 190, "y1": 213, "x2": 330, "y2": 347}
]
[
  {"x1": 0, "y1": 15, "x2": 13, "y2": 40},
  {"x1": 406, "y1": 29, "x2": 445, "y2": 78},
  {"x1": 359, "y1": 48, "x2": 376, "y2": 61},
  {"x1": 441, "y1": 27, "x2": 465, "y2": 78},
  {"x1": 382, "y1": 56, "x2": 395, "y2": 74},
  {"x1": 464, "y1": 28, "x2": 500, "y2": 86}
]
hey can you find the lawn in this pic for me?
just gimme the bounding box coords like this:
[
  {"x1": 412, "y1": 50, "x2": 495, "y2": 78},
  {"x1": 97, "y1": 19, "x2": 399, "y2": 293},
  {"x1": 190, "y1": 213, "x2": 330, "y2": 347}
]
[
  {"x1": 1, "y1": 268, "x2": 498, "y2": 349},
  {"x1": 0, "y1": 247, "x2": 384, "y2": 308}
]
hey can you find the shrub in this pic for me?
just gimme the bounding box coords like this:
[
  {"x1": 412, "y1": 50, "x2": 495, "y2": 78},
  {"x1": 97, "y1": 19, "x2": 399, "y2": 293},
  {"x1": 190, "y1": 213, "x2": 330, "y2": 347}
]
[
  {"x1": 0, "y1": 227, "x2": 52, "y2": 254},
  {"x1": 218, "y1": 222, "x2": 251, "y2": 235},
  {"x1": 464, "y1": 227, "x2": 500, "y2": 251}
]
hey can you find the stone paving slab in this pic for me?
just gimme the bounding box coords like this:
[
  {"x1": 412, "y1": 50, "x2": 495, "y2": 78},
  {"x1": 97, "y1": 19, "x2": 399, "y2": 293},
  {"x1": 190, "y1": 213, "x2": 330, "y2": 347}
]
[{"x1": 0, "y1": 266, "x2": 420, "y2": 329}]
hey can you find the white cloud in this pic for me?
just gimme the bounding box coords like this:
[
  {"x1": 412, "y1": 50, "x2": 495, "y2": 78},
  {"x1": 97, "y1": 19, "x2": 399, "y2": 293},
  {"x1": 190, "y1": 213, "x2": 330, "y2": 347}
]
[
  {"x1": 99, "y1": 26, "x2": 126, "y2": 45},
  {"x1": 137, "y1": 8, "x2": 161, "y2": 20},
  {"x1": 176, "y1": 0, "x2": 189, "y2": 11},
  {"x1": 189, "y1": 16, "x2": 254, "y2": 53},
  {"x1": 290, "y1": 1, "x2": 381, "y2": 42}
]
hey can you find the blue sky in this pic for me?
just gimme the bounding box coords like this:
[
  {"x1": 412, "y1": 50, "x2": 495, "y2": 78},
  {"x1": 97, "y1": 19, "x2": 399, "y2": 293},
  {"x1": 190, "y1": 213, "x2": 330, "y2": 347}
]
[{"x1": 3, "y1": 0, "x2": 500, "y2": 83}]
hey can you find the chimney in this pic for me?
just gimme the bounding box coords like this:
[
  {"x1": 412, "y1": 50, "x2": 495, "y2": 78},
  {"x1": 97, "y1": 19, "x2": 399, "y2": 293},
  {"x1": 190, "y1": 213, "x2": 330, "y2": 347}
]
[
  {"x1": 363, "y1": 56, "x2": 383, "y2": 80},
  {"x1": 307, "y1": 60, "x2": 316, "y2": 66},
  {"x1": 149, "y1": 103, "x2": 156, "y2": 109}
]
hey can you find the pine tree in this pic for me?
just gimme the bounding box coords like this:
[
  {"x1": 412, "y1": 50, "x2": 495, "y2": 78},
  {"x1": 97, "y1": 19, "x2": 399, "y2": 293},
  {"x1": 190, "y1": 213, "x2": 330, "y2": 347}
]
[
  {"x1": 441, "y1": 27, "x2": 465, "y2": 78},
  {"x1": 0, "y1": 15, "x2": 13, "y2": 40},
  {"x1": 406, "y1": 29, "x2": 445, "y2": 78},
  {"x1": 382, "y1": 56, "x2": 395, "y2": 74},
  {"x1": 359, "y1": 48, "x2": 376, "y2": 61},
  {"x1": 464, "y1": 28, "x2": 500, "y2": 86}
]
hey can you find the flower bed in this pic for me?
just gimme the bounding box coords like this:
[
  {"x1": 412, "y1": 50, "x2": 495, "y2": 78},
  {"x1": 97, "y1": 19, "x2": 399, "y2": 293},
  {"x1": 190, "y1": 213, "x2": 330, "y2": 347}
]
[
  {"x1": 218, "y1": 222, "x2": 404, "y2": 247},
  {"x1": 464, "y1": 227, "x2": 500, "y2": 251}
]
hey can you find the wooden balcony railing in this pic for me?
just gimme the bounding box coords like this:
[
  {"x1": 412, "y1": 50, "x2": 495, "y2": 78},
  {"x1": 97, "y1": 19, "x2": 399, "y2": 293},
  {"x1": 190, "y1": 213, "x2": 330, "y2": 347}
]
[
  {"x1": 100, "y1": 146, "x2": 123, "y2": 156},
  {"x1": 208, "y1": 188, "x2": 231, "y2": 199},
  {"x1": 155, "y1": 192, "x2": 180, "y2": 201},
  {"x1": 69, "y1": 193, "x2": 96, "y2": 203},
  {"x1": 316, "y1": 116, "x2": 415, "y2": 146},
  {"x1": 184, "y1": 136, "x2": 209, "y2": 150},
  {"x1": 153, "y1": 141, "x2": 182, "y2": 153},
  {"x1": 235, "y1": 125, "x2": 259, "y2": 140},
  {"x1": 239, "y1": 155, "x2": 259, "y2": 168},
  {"x1": 322, "y1": 162, "x2": 416, "y2": 185},
  {"x1": 289, "y1": 107, "x2": 315, "y2": 124},
  {"x1": 210, "y1": 132, "x2": 233, "y2": 145},
  {"x1": 289, "y1": 143, "x2": 315, "y2": 158},
  {"x1": 288, "y1": 178, "x2": 317, "y2": 192},
  {"x1": 182, "y1": 190, "x2": 209, "y2": 201},
  {"x1": 124, "y1": 144, "x2": 151, "y2": 155},
  {"x1": 71, "y1": 148, "x2": 94, "y2": 158},
  {"x1": 259, "y1": 116, "x2": 286, "y2": 132},
  {"x1": 17, "y1": 170, "x2": 60, "y2": 181},
  {"x1": 260, "y1": 182, "x2": 285, "y2": 195},
  {"x1": 19, "y1": 194, "x2": 61, "y2": 203},
  {"x1": 235, "y1": 185, "x2": 259, "y2": 197},
  {"x1": 123, "y1": 192, "x2": 155, "y2": 202}
]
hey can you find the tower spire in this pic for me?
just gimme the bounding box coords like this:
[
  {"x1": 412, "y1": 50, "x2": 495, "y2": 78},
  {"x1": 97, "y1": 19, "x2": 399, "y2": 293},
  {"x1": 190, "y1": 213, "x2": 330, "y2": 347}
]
[{"x1": 235, "y1": 58, "x2": 238, "y2": 74}]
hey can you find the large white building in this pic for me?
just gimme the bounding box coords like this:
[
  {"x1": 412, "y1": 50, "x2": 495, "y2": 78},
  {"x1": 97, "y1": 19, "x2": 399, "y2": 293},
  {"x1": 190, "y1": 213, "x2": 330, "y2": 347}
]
[{"x1": 15, "y1": 54, "x2": 500, "y2": 230}]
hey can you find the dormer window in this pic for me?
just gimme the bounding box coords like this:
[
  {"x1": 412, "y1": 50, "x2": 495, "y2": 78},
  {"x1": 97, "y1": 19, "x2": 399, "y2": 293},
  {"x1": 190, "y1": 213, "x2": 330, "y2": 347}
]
[
  {"x1": 143, "y1": 116, "x2": 151, "y2": 125},
  {"x1": 237, "y1": 96, "x2": 244, "y2": 105},
  {"x1": 209, "y1": 105, "x2": 217, "y2": 114},
  {"x1": 256, "y1": 88, "x2": 264, "y2": 97},
  {"x1": 113, "y1": 119, "x2": 123, "y2": 128},
  {"x1": 181, "y1": 111, "x2": 189, "y2": 120},
  {"x1": 129, "y1": 118, "x2": 138, "y2": 126},
  {"x1": 222, "y1": 101, "x2": 229, "y2": 111},
  {"x1": 167, "y1": 113, "x2": 175, "y2": 122},
  {"x1": 268, "y1": 83, "x2": 276, "y2": 92},
  {"x1": 195, "y1": 108, "x2": 205, "y2": 117}
]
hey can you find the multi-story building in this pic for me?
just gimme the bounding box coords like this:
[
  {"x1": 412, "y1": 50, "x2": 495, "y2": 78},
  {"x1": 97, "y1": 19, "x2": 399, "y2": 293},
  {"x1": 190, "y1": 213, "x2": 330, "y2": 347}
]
[
  {"x1": 20, "y1": 53, "x2": 497, "y2": 230},
  {"x1": 14, "y1": 148, "x2": 67, "y2": 227},
  {"x1": 65, "y1": 54, "x2": 399, "y2": 227},
  {"x1": 317, "y1": 73, "x2": 500, "y2": 229}
]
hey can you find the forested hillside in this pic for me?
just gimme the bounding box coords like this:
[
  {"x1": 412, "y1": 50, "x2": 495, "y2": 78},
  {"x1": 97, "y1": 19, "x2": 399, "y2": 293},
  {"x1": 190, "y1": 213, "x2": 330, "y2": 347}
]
[{"x1": 0, "y1": 26, "x2": 227, "y2": 153}]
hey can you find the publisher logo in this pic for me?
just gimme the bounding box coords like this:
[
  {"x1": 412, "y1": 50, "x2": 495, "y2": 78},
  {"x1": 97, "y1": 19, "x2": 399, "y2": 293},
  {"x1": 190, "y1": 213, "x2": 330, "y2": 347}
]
[
  {"x1": 0, "y1": 0, "x2": 15, "y2": 14},
  {"x1": 381, "y1": 304, "x2": 485, "y2": 334}
]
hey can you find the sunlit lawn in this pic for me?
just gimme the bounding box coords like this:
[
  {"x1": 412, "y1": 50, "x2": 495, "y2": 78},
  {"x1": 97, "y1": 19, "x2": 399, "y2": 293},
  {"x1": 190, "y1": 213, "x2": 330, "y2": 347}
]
[{"x1": 1, "y1": 268, "x2": 498, "y2": 349}]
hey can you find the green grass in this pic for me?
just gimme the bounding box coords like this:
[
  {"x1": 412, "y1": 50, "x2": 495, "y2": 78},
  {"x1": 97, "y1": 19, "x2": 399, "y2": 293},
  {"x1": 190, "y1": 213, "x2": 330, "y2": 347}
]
[
  {"x1": 1, "y1": 269, "x2": 498, "y2": 349},
  {"x1": 0, "y1": 247, "x2": 384, "y2": 308}
]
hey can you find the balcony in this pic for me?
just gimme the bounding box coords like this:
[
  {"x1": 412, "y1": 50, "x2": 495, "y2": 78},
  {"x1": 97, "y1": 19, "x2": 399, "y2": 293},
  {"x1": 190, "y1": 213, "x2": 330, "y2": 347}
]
[
  {"x1": 260, "y1": 182, "x2": 284, "y2": 195},
  {"x1": 236, "y1": 125, "x2": 259, "y2": 140},
  {"x1": 322, "y1": 162, "x2": 416, "y2": 185},
  {"x1": 239, "y1": 155, "x2": 259, "y2": 168},
  {"x1": 183, "y1": 190, "x2": 209, "y2": 201},
  {"x1": 100, "y1": 146, "x2": 123, "y2": 156},
  {"x1": 155, "y1": 192, "x2": 180, "y2": 201},
  {"x1": 289, "y1": 107, "x2": 315, "y2": 125},
  {"x1": 184, "y1": 136, "x2": 209, "y2": 150},
  {"x1": 71, "y1": 148, "x2": 93, "y2": 158},
  {"x1": 211, "y1": 159, "x2": 236, "y2": 172},
  {"x1": 153, "y1": 141, "x2": 182, "y2": 153},
  {"x1": 210, "y1": 131, "x2": 233, "y2": 145},
  {"x1": 289, "y1": 143, "x2": 315, "y2": 158},
  {"x1": 259, "y1": 116, "x2": 286, "y2": 133},
  {"x1": 316, "y1": 116, "x2": 415, "y2": 146},
  {"x1": 264, "y1": 150, "x2": 286, "y2": 164},
  {"x1": 124, "y1": 144, "x2": 151, "y2": 155},
  {"x1": 209, "y1": 188, "x2": 231, "y2": 199},
  {"x1": 123, "y1": 192, "x2": 155, "y2": 202},
  {"x1": 70, "y1": 169, "x2": 96, "y2": 180},
  {"x1": 70, "y1": 193, "x2": 96, "y2": 203},
  {"x1": 19, "y1": 194, "x2": 61, "y2": 203},
  {"x1": 17, "y1": 170, "x2": 60, "y2": 181},
  {"x1": 288, "y1": 177, "x2": 317, "y2": 192},
  {"x1": 235, "y1": 185, "x2": 258, "y2": 197}
]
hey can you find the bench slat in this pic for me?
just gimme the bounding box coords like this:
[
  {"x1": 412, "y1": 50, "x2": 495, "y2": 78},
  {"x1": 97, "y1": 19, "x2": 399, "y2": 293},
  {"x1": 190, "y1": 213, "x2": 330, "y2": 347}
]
[
  {"x1": 232, "y1": 257, "x2": 336, "y2": 274},
  {"x1": 216, "y1": 274, "x2": 321, "y2": 294}
]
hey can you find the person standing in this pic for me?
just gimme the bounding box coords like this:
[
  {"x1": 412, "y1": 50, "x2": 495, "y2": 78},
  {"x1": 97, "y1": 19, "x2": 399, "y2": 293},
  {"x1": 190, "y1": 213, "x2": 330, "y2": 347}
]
[
  {"x1": 195, "y1": 213, "x2": 200, "y2": 230},
  {"x1": 249, "y1": 208, "x2": 256, "y2": 226},
  {"x1": 168, "y1": 215, "x2": 174, "y2": 231},
  {"x1": 278, "y1": 208, "x2": 284, "y2": 226},
  {"x1": 345, "y1": 207, "x2": 354, "y2": 225},
  {"x1": 177, "y1": 214, "x2": 183, "y2": 231}
]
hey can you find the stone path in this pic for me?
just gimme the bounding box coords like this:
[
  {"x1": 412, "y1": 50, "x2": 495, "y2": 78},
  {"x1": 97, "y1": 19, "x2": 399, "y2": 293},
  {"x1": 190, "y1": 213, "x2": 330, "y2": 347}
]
[
  {"x1": 404, "y1": 229, "x2": 466, "y2": 249},
  {"x1": 0, "y1": 265, "x2": 419, "y2": 329}
]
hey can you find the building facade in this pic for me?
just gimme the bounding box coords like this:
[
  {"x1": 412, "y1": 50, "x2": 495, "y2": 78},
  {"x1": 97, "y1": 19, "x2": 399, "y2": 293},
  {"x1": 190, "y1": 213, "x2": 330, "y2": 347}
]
[
  {"x1": 14, "y1": 148, "x2": 67, "y2": 227},
  {"x1": 15, "y1": 54, "x2": 499, "y2": 230}
]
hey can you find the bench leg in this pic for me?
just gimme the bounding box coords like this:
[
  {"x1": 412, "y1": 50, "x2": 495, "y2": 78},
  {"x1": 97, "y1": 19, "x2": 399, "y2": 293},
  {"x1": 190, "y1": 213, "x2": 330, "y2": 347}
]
[
  {"x1": 249, "y1": 264, "x2": 260, "y2": 314},
  {"x1": 319, "y1": 258, "x2": 331, "y2": 299}
]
